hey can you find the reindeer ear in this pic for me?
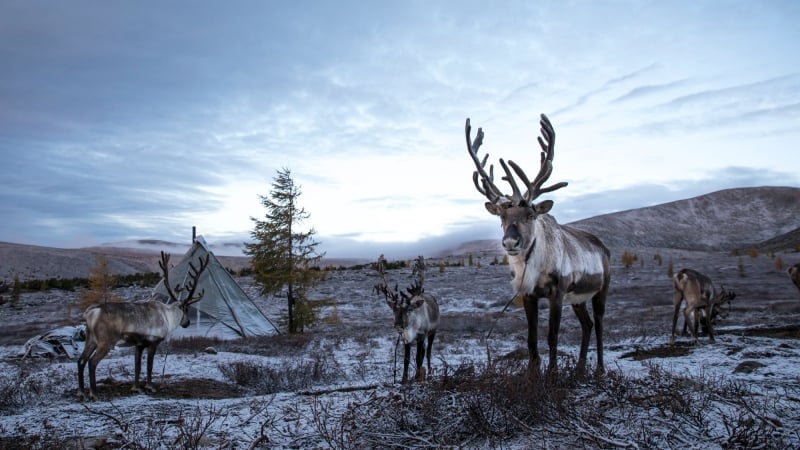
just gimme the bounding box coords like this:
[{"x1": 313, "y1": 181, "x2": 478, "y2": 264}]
[
  {"x1": 485, "y1": 202, "x2": 502, "y2": 216},
  {"x1": 534, "y1": 200, "x2": 553, "y2": 214}
]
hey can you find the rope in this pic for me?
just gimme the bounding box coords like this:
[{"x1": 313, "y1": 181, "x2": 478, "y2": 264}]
[
  {"x1": 393, "y1": 333, "x2": 401, "y2": 384},
  {"x1": 485, "y1": 242, "x2": 534, "y2": 340}
]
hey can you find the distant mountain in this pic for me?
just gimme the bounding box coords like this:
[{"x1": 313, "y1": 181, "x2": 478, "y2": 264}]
[
  {"x1": 570, "y1": 186, "x2": 800, "y2": 251},
  {"x1": 2, "y1": 186, "x2": 799, "y2": 280},
  {"x1": 0, "y1": 241, "x2": 251, "y2": 281},
  {"x1": 444, "y1": 186, "x2": 800, "y2": 256}
]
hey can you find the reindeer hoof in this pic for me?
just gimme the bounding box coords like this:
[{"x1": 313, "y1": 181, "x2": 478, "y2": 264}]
[{"x1": 145, "y1": 384, "x2": 157, "y2": 393}]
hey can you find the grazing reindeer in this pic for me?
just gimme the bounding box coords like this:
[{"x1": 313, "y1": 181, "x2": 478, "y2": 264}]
[
  {"x1": 788, "y1": 263, "x2": 800, "y2": 294},
  {"x1": 77, "y1": 251, "x2": 209, "y2": 400},
  {"x1": 671, "y1": 268, "x2": 735, "y2": 345},
  {"x1": 374, "y1": 255, "x2": 440, "y2": 382},
  {"x1": 465, "y1": 114, "x2": 611, "y2": 375},
  {"x1": 682, "y1": 285, "x2": 735, "y2": 337}
]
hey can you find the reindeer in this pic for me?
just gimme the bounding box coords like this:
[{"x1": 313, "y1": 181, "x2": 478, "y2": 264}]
[
  {"x1": 77, "y1": 251, "x2": 209, "y2": 401},
  {"x1": 671, "y1": 268, "x2": 735, "y2": 345},
  {"x1": 374, "y1": 255, "x2": 440, "y2": 382},
  {"x1": 465, "y1": 114, "x2": 611, "y2": 375},
  {"x1": 788, "y1": 263, "x2": 800, "y2": 294}
]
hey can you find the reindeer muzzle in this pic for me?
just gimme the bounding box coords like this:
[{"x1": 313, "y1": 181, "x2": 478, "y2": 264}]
[{"x1": 503, "y1": 225, "x2": 523, "y2": 255}]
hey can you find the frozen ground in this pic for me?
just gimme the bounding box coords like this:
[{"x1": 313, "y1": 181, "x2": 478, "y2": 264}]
[{"x1": 1, "y1": 248, "x2": 799, "y2": 448}]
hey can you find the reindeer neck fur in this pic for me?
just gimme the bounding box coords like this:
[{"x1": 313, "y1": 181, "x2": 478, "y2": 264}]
[
  {"x1": 509, "y1": 213, "x2": 609, "y2": 305},
  {"x1": 400, "y1": 294, "x2": 439, "y2": 344}
]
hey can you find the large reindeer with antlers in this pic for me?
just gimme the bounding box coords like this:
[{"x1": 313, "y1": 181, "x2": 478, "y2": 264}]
[
  {"x1": 374, "y1": 255, "x2": 440, "y2": 382},
  {"x1": 77, "y1": 251, "x2": 209, "y2": 401},
  {"x1": 465, "y1": 114, "x2": 611, "y2": 375}
]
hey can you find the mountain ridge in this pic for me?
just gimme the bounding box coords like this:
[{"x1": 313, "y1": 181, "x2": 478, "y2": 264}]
[
  {"x1": 442, "y1": 186, "x2": 800, "y2": 256},
  {"x1": 2, "y1": 186, "x2": 799, "y2": 280}
]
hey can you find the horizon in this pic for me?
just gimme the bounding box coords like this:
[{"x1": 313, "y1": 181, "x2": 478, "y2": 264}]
[{"x1": 4, "y1": 184, "x2": 794, "y2": 260}]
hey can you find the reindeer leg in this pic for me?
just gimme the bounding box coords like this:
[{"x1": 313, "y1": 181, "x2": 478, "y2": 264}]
[
  {"x1": 685, "y1": 307, "x2": 699, "y2": 345},
  {"x1": 705, "y1": 303, "x2": 716, "y2": 344},
  {"x1": 144, "y1": 343, "x2": 158, "y2": 393},
  {"x1": 546, "y1": 294, "x2": 563, "y2": 374},
  {"x1": 522, "y1": 294, "x2": 541, "y2": 373},
  {"x1": 132, "y1": 344, "x2": 144, "y2": 393},
  {"x1": 77, "y1": 339, "x2": 97, "y2": 401},
  {"x1": 592, "y1": 285, "x2": 607, "y2": 375},
  {"x1": 426, "y1": 331, "x2": 436, "y2": 378},
  {"x1": 402, "y1": 343, "x2": 411, "y2": 383},
  {"x1": 671, "y1": 291, "x2": 683, "y2": 344},
  {"x1": 571, "y1": 302, "x2": 593, "y2": 375},
  {"x1": 88, "y1": 344, "x2": 113, "y2": 401},
  {"x1": 415, "y1": 338, "x2": 426, "y2": 381}
]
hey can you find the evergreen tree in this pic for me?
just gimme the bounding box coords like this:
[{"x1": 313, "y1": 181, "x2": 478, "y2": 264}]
[{"x1": 245, "y1": 168, "x2": 325, "y2": 333}]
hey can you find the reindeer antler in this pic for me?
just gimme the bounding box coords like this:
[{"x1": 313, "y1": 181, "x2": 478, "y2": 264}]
[
  {"x1": 465, "y1": 119, "x2": 504, "y2": 205},
  {"x1": 373, "y1": 254, "x2": 400, "y2": 305},
  {"x1": 158, "y1": 251, "x2": 209, "y2": 306},
  {"x1": 411, "y1": 255, "x2": 425, "y2": 288},
  {"x1": 466, "y1": 114, "x2": 568, "y2": 206}
]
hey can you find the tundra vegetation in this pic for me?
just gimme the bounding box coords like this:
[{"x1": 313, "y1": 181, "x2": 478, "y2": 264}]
[{"x1": 1, "y1": 248, "x2": 799, "y2": 447}]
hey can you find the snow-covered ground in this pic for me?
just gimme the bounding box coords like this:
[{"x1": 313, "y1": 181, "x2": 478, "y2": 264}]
[{"x1": 1, "y1": 258, "x2": 799, "y2": 448}]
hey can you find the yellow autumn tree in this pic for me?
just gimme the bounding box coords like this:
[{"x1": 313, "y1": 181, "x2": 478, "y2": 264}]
[{"x1": 78, "y1": 255, "x2": 121, "y2": 312}]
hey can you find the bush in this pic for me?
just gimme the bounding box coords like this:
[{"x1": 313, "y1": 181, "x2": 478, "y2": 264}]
[{"x1": 219, "y1": 352, "x2": 339, "y2": 394}]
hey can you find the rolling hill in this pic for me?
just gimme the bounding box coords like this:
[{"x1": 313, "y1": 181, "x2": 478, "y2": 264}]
[
  {"x1": 1, "y1": 186, "x2": 799, "y2": 281},
  {"x1": 444, "y1": 186, "x2": 800, "y2": 256}
]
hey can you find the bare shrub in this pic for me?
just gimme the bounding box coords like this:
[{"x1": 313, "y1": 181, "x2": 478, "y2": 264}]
[
  {"x1": 218, "y1": 333, "x2": 314, "y2": 356},
  {"x1": 307, "y1": 357, "x2": 795, "y2": 448},
  {"x1": 219, "y1": 351, "x2": 340, "y2": 394},
  {"x1": 0, "y1": 362, "x2": 71, "y2": 415}
]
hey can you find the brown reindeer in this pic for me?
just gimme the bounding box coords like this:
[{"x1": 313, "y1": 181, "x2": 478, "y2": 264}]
[
  {"x1": 788, "y1": 263, "x2": 800, "y2": 294},
  {"x1": 671, "y1": 268, "x2": 735, "y2": 345},
  {"x1": 77, "y1": 251, "x2": 209, "y2": 400},
  {"x1": 375, "y1": 255, "x2": 439, "y2": 382},
  {"x1": 465, "y1": 114, "x2": 611, "y2": 375}
]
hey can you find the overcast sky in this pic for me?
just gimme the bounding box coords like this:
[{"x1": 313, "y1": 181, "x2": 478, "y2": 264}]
[{"x1": 1, "y1": 1, "x2": 798, "y2": 258}]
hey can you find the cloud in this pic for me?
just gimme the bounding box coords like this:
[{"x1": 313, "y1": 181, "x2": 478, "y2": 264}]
[{"x1": 1, "y1": 2, "x2": 799, "y2": 254}]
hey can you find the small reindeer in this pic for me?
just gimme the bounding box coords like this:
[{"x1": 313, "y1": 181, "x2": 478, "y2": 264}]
[
  {"x1": 682, "y1": 286, "x2": 735, "y2": 336},
  {"x1": 788, "y1": 263, "x2": 800, "y2": 294},
  {"x1": 374, "y1": 255, "x2": 439, "y2": 382},
  {"x1": 77, "y1": 251, "x2": 209, "y2": 401},
  {"x1": 671, "y1": 268, "x2": 735, "y2": 345}
]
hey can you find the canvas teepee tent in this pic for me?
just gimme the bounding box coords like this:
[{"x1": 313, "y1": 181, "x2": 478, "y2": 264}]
[{"x1": 153, "y1": 236, "x2": 279, "y2": 338}]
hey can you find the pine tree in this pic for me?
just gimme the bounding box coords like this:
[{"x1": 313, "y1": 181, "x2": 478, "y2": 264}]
[{"x1": 245, "y1": 168, "x2": 325, "y2": 333}]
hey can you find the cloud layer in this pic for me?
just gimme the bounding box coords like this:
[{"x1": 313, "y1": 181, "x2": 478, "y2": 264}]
[{"x1": 1, "y1": 1, "x2": 798, "y2": 257}]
